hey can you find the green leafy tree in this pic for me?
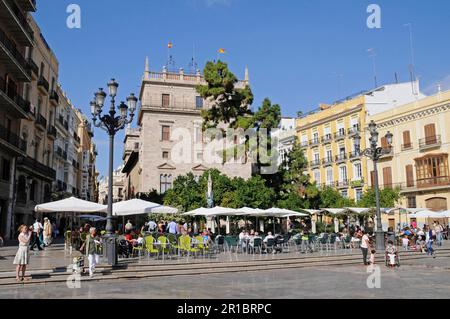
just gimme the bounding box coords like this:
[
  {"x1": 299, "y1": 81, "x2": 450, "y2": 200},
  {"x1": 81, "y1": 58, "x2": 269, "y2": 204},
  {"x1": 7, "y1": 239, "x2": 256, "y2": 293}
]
[
  {"x1": 358, "y1": 187, "x2": 402, "y2": 208},
  {"x1": 163, "y1": 173, "x2": 204, "y2": 212},
  {"x1": 196, "y1": 60, "x2": 253, "y2": 129},
  {"x1": 319, "y1": 187, "x2": 354, "y2": 208}
]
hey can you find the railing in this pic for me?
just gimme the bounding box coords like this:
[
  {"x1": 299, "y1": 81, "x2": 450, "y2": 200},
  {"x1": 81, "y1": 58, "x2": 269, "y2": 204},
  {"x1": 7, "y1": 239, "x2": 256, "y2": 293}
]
[
  {"x1": 310, "y1": 159, "x2": 321, "y2": 167},
  {"x1": 0, "y1": 27, "x2": 30, "y2": 74},
  {"x1": 50, "y1": 90, "x2": 59, "y2": 104},
  {"x1": 350, "y1": 179, "x2": 365, "y2": 188},
  {"x1": 336, "y1": 180, "x2": 349, "y2": 188},
  {"x1": 27, "y1": 57, "x2": 38, "y2": 75},
  {"x1": 417, "y1": 176, "x2": 450, "y2": 189},
  {"x1": 321, "y1": 134, "x2": 333, "y2": 143},
  {"x1": 335, "y1": 154, "x2": 347, "y2": 162},
  {"x1": 17, "y1": 156, "x2": 56, "y2": 179},
  {"x1": 8, "y1": 0, "x2": 34, "y2": 40},
  {"x1": 35, "y1": 113, "x2": 47, "y2": 128},
  {"x1": 322, "y1": 157, "x2": 334, "y2": 165},
  {"x1": 309, "y1": 138, "x2": 320, "y2": 146},
  {"x1": 37, "y1": 76, "x2": 49, "y2": 92},
  {"x1": 0, "y1": 74, "x2": 30, "y2": 113},
  {"x1": 47, "y1": 125, "x2": 56, "y2": 138},
  {"x1": 0, "y1": 123, "x2": 26, "y2": 152},
  {"x1": 349, "y1": 150, "x2": 361, "y2": 159},
  {"x1": 347, "y1": 126, "x2": 360, "y2": 136},
  {"x1": 73, "y1": 132, "x2": 81, "y2": 143},
  {"x1": 300, "y1": 141, "x2": 308, "y2": 148},
  {"x1": 381, "y1": 147, "x2": 394, "y2": 157},
  {"x1": 334, "y1": 130, "x2": 346, "y2": 140},
  {"x1": 401, "y1": 143, "x2": 413, "y2": 151},
  {"x1": 419, "y1": 135, "x2": 441, "y2": 150}
]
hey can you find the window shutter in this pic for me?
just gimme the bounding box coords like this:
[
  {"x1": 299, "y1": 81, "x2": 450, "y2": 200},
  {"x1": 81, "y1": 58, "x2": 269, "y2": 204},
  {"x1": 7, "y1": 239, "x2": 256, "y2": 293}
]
[
  {"x1": 424, "y1": 124, "x2": 436, "y2": 144},
  {"x1": 383, "y1": 167, "x2": 392, "y2": 188},
  {"x1": 403, "y1": 131, "x2": 411, "y2": 148},
  {"x1": 381, "y1": 136, "x2": 388, "y2": 149},
  {"x1": 405, "y1": 165, "x2": 414, "y2": 187}
]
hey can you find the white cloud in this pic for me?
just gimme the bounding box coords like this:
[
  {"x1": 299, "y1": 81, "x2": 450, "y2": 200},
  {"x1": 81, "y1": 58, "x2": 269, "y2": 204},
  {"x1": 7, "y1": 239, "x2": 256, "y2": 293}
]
[{"x1": 424, "y1": 75, "x2": 450, "y2": 95}]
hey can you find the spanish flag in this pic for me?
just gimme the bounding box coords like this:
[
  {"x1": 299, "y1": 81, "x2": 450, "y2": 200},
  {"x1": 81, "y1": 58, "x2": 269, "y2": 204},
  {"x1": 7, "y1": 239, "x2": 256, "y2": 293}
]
[
  {"x1": 218, "y1": 48, "x2": 226, "y2": 54},
  {"x1": 168, "y1": 42, "x2": 173, "y2": 49}
]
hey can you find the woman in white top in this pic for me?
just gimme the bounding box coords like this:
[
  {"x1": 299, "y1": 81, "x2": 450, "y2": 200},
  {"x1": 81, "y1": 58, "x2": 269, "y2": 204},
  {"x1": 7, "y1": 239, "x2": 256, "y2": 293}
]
[{"x1": 13, "y1": 225, "x2": 33, "y2": 282}]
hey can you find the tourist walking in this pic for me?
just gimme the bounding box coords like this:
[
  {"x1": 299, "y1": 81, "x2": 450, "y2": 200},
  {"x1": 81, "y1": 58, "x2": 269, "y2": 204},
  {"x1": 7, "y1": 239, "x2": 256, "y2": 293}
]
[
  {"x1": 360, "y1": 230, "x2": 370, "y2": 265},
  {"x1": 13, "y1": 225, "x2": 32, "y2": 282},
  {"x1": 434, "y1": 222, "x2": 443, "y2": 246},
  {"x1": 80, "y1": 227, "x2": 101, "y2": 277},
  {"x1": 30, "y1": 219, "x2": 43, "y2": 251},
  {"x1": 43, "y1": 217, "x2": 53, "y2": 247}
]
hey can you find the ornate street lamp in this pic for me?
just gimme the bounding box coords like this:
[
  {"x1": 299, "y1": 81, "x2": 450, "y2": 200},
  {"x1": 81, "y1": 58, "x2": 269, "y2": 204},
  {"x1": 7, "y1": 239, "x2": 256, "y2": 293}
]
[
  {"x1": 353, "y1": 120, "x2": 393, "y2": 251},
  {"x1": 91, "y1": 78, "x2": 137, "y2": 265}
]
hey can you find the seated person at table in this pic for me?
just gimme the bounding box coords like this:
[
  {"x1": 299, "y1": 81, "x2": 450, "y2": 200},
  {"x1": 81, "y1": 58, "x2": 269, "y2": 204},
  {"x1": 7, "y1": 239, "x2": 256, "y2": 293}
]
[
  {"x1": 249, "y1": 232, "x2": 262, "y2": 249},
  {"x1": 263, "y1": 232, "x2": 275, "y2": 243},
  {"x1": 201, "y1": 230, "x2": 211, "y2": 246}
]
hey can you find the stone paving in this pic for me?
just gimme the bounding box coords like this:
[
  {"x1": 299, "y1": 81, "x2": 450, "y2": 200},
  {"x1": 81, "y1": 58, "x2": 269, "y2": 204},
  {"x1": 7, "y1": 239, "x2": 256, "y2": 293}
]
[{"x1": 0, "y1": 259, "x2": 449, "y2": 299}]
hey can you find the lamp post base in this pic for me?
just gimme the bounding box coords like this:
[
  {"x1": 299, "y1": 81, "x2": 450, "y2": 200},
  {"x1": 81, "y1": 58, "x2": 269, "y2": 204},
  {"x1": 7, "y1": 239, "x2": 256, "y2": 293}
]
[
  {"x1": 375, "y1": 229, "x2": 385, "y2": 251},
  {"x1": 103, "y1": 234, "x2": 118, "y2": 266}
]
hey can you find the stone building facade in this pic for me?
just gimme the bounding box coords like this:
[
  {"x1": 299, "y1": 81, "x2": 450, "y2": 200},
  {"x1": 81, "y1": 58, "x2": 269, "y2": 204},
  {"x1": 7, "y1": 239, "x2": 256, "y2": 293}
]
[{"x1": 122, "y1": 58, "x2": 253, "y2": 197}]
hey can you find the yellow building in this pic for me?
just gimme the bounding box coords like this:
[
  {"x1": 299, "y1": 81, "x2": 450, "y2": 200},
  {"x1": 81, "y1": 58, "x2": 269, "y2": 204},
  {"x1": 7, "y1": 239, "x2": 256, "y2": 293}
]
[
  {"x1": 369, "y1": 89, "x2": 450, "y2": 228},
  {"x1": 296, "y1": 82, "x2": 424, "y2": 201}
]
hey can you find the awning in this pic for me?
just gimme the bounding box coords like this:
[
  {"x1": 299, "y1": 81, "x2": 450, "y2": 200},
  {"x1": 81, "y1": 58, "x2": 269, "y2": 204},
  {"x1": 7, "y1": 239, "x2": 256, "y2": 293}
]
[
  {"x1": 322, "y1": 208, "x2": 347, "y2": 215},
  {"x1": 112, "y1": 199, "x2": 178, "y2": 217},
  {"x1": 34, "y1": 197, "x2": 107, "y2": 213}
]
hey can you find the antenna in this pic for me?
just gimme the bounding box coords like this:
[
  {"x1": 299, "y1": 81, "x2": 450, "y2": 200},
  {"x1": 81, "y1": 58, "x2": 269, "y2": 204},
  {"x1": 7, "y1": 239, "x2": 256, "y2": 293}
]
[
  {"x1": 188, "y1": 43, "x2": 198, "y2": 74},
  {"x1": 394, "y1": 72, "x2": 399, "y2": 84},
  {"x1": 404, "y1": 23, "x2": 417, "y2": 95},
  {"x1": 166, "y1": 41, "x2": 176, "y2": 72},
  {"x1": 367, "y1": 48, "x2": 378, "y2": 88}
]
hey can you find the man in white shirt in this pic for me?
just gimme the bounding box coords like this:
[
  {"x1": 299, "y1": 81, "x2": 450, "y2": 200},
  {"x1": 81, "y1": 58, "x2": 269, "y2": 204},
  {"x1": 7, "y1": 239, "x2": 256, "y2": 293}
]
[
  {"x1": 167, "y1": 220, "x2": 177, "y2": 234},
  {"x1": 263, "y1": 232, "x2": 275, "y2": 243},
  {"x1": 147, "y1": 220, "x2": 157, "y2": 232},
  {"x1": 30, "y1": 219, "x2": 43, "y2": 251},
  {"x1": 360, "y1": 231, "x2": 370, "y2": 265}
]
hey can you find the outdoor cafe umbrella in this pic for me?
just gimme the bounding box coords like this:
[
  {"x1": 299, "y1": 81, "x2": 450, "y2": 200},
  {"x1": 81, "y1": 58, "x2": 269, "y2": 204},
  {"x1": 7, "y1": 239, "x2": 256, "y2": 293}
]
[
  {"x1": 78, "y1": 215, "x2": 107, "y2": 222},
  {"x1": 409, "y1": 210, "x2": 450, "y2": 219},
  {"x1": 302, "y1": 209, "x2": 322, "y2": 234},
  {"x1": 112, "y1": 199, "x2": 178, "y2": 217},
  {"x1": 35, "y1": 197, "x2": 107, "y2": 213},
  {"x1": 182, "y1": 207, "x2": 238, "y2": 234}
]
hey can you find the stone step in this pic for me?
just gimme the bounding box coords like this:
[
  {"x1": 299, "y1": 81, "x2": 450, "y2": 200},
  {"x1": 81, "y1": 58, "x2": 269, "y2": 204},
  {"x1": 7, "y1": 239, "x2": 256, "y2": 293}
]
[{"x1": 0, "y1": 252, "x2": 448, "y2": 287}]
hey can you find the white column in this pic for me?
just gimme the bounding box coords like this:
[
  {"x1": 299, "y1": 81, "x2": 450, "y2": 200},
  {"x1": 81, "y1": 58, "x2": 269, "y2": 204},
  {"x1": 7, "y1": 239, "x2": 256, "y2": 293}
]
[
  {"x1": 226, "y1": 216, "x2": 230, "y2": 234},
  {"x1": 311, "y1": 219, "x2": 317, "y2": 234},
  {"x1": 334, "y1": 217, "x2": 339, "y2": 233}
]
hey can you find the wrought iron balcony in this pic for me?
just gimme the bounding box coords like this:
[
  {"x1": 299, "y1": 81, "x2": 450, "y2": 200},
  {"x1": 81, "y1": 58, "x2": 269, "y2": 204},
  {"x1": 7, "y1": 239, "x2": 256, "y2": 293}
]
[
  {"x1": 16, "y1": 0, "x2": 37, "y2": 12},
  {"x1": 300, "y1": 140, "x2": 308, "y2": 148},
  {"x1": 401, "y1": 143, "x2": 413, "y2": 151},
  {"x1": 336, "y1": 180, "x2": 350, "y2": 189},
  {"x1": 49, "y1": 90, "x2": 59, "y2": 105},
  {"x1": 349, "y1": 150, "x2": 362, "y2": 160},
  {"x1": 17, "y1": 156, "x2": 56, "y2": 180},
  {"x1": 335, "y1": 153, "x2": 347, "y2": 163},
  {"x1": 35, "y1": 113, "x2": 47, "y2": 130},
  {"x1": 417, "y1": 176, "x2": 450, "y2": 189},
  {"x1": 0, "y1": 0, "x2": 34, "y2": 45},
  {"x1": 0, "y1": 123, "x2": 26, "y2": 153},
  {"x1": 309, "y1": 138, "x2": 320, "y2": 146},
  {"x1": 350, "y1": 179, "x2": 365, "y2": 189},
  {"x1": 0, "y1": 74, "x2": 30, "y2": 117},
  {"x1": 380, "y1": 146, "x2": 394, "y2": 158},
  {"x1": 47, "y1": 125, "x2": 56, "y2": 139},
  {"x1": 37, "y1": 75, "x2": 49, "y2": 94},
  {"x1": 419, "y1": 135, "x2": 441, "y2": 151},
  {"x1": 334, "y1": 130, "x2": 346, "y2": 140},
  {"x1": 0, "y1": 26, "x2": 31, "y2": 81},
  {"x1": 321, "y1": 134, "x2": 333, "y2": 144},
  {"x1": 322, "y1": 157, "x2": 334, "y2": 166},
  {"x1": 347, "y1": 126, "x2": 360, "y2": 137},
  {"x1": 310, "y1": 159, "x2": 321, "y2": 168},
  {"x1": 27, "y1": 57, "x2": 38, "y2": 78}
]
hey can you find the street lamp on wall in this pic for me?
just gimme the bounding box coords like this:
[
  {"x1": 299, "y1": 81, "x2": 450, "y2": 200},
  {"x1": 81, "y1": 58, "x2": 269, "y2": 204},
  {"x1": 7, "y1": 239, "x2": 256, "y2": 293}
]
[
  {"x1": 353, "y1": 120, "x2": 393, "y2": 251},
  {"x1": 91, "y1": 78, "x2": 137, "y2": 266}
]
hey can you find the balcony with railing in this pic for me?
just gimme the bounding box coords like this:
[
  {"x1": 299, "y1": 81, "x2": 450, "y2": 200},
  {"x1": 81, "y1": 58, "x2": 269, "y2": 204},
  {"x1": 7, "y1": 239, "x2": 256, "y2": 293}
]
[
  {"x1": 321, "y1": 134, "x2": 333, "y2": 144},
  {"x1": 322, "y1": 157, "x2": 334, "y2": 166},
  {"x1": 309, "y1": 137, "x2": 320, "y2": 147},
  {"x1": 16, "y1": 0, "x2": 37, "y2": 12},
  {"x1": 17, "y1": 156, "x2": 56, "y2": 180},
  {"x1": 336, "y1": 180, "x2": 350, "y2": 189},
  {"x1": 27, "y1": 57, "x2": 38, "y2": 78},
  {"x1": 310, "y1": 159, "x2": 321, "y2": 168},
  {"x1": 419, "y1": 135, "x2": 441, "y2": 151},
  {"x1": 417, "y1": 176, "x2": 450, "y2": 189},
  {"x1": 37, "y1": 75, "x2": 50, "y2": 94},
  {"x1": 401, "y1": 142, "x2": 413, "y2": 151},
  {"x1": 300, "y1": 140, "x2": 308, "y2": 148},
  {"x1": 47, "y1": 125, "x2": 56, "y2": 139},
  {"x1": 0, "y1": 122, "x2": 26, "y2": 154},
  {"x1": 349, "y1": 150, "x2": 362, "y2": 160},
  {"x1": 350, "y1": 179, "x2": 365, "y2": 189},
  {"x1": 0, "y1": 26, "x2": 31, "y2": 81},
  {"x1": 335, "y1": 153, "x2": 347, "y2": 163},
  {"x1": 334, "y1": 130, "x2": 346, "y2": 140},
  {"x1": 35, "y1": 113, "x2": 47, "y2": 130},
  {"x1": 0, "y1": 0, "x2": 34, "y2": 45},
  {"x1": 0, "y1": 74, "x2": 30, "y2": 117},
  {"x1": 49, "y1": 90, "x2": 59, "y2": 105},
  {"x1": 347, "y1": 125, "x2": 360, "y2": 137},
  {"x1": 380, "y1": 146, "x2": 394, "y2": 158}
]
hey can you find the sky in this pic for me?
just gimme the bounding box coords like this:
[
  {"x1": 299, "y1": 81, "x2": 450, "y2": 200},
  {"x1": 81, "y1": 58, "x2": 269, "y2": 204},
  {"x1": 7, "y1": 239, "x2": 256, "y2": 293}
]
[{"x1": 33, "y1": 0, "x2": 450, "y2": 178}]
